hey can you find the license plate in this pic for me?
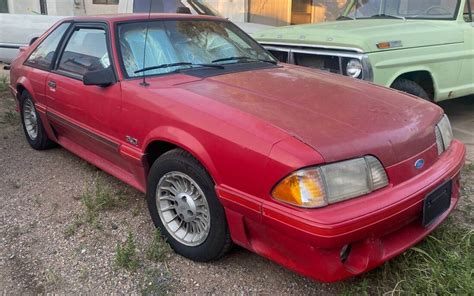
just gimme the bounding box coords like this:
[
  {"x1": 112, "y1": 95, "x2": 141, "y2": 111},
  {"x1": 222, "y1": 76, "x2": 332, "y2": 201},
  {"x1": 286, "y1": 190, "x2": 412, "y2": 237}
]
[{"x1": 422, "y1": 180, "x2": 452, "y2": 227}]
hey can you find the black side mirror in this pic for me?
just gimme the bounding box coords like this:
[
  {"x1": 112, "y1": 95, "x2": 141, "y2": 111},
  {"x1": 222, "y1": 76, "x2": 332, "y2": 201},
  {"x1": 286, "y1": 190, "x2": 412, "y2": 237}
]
[{"x1": 83, "y1": 67, "x2": 116, "y2": 87}]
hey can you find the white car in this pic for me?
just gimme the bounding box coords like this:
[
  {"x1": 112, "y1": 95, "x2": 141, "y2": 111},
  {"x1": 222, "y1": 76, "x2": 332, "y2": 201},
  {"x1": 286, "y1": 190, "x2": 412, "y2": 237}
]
[{"x1": 0, "y1": 13, "x2": 63, "y2": 64}]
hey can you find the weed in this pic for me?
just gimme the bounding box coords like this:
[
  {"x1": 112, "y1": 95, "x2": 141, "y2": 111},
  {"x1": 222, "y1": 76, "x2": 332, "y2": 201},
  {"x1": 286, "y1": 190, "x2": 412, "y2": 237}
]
[
  {"x1": 342, "y1": 219, "x2": 473, "y2": 295},
  {"x1": 64, "y1": 215, "x2": 84, "y2": 238},
  {"x1": 132, "y1": 205, "x2": 141, "y2": 217},
  {"x1": 44, "y1": 268, "x2": 62, "y2": 288},
  {"x1": 80, "y1": 178, "x2": 127, "y2": 228},
  {"x1": 141, "y1": 269, "x2": 172, "y2": 296},
  {"x1": 78, "y1": 267, "x2": 89, "y2": 281},
  {"x1": 0, "y1": 76, "x2": 8, "y2": 92},
  {"x1": 146, "y1": 229, "x2": 171, "y2": 262},
  {"x1": 2, "y1": 111, "x2": 18, "y2": 125},
  {"x1": 116, "y1": 232, "x2": 140, "y2": 271},
  {"x1": 463, "y1": 162, "x2": 474, "y2": 173}
]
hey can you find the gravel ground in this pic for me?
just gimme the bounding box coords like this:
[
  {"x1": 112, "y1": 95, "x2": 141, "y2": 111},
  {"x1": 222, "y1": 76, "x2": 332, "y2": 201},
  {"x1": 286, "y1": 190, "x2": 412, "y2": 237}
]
[
  {"x1": 0, "y1": 89, "x2": 338, "y2": 295},
  {"x1": 0, "y1": 86, "x2": 472, "y2": 295}
]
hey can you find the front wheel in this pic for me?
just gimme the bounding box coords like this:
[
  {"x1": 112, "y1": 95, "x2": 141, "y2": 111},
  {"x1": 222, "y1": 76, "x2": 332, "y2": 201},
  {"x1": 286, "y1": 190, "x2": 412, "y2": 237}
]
[
  {"x1": 147, "y1": 149, "x2": 232, "y2": 262},
  {"x1": 391, "y1": 78, "x2": 430, "y2": 100}
]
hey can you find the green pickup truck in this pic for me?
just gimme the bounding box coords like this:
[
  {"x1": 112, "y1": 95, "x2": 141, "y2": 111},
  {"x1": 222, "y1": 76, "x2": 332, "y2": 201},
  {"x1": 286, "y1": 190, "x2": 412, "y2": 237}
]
[{"x1": 255, "y1": 0, "x2": 474, "y2": 101}]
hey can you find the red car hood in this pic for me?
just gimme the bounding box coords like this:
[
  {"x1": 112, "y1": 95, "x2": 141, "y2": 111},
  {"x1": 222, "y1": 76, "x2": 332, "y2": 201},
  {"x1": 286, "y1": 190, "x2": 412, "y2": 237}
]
[{"x1": 180, "y1": 65, "x2": 442, "y2": 166}]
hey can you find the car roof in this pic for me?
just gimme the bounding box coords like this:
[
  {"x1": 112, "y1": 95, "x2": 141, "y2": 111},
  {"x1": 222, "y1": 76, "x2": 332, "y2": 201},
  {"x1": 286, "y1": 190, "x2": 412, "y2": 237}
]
[{"x1": 60, "y1": 13, "x2": 227, "y2": 24}]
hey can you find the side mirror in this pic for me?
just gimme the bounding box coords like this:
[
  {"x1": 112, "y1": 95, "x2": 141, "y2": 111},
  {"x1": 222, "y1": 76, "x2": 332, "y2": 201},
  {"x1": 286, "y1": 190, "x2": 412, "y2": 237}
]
[{"x1": 83, "y1": 67, "x2": 116, "y2": 87}]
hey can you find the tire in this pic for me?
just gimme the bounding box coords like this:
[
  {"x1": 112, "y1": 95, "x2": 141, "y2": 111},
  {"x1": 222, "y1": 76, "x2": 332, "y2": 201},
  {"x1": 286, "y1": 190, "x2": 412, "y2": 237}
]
[
  {"x1": 391, "y1": 78, "x2": 430, "y2": 100},
  {"x1": 147, "y1": 148, "x2": 232, "y2": 262},
  {"x1": 20, "y1": 91, "x2": 56, "y2": 150}
]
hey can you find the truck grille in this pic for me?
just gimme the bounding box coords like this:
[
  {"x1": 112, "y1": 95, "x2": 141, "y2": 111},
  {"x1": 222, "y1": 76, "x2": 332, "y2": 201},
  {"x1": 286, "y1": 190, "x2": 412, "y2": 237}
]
[{"x1": 262, "y1": 43, "x2": 372, "y2": 81}]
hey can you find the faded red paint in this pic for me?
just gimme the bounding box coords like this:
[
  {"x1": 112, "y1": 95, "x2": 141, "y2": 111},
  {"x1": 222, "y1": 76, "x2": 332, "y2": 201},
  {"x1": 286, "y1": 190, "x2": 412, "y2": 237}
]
[{"x1": 9, "y1": 14, "x2": 466, "y2": 282}]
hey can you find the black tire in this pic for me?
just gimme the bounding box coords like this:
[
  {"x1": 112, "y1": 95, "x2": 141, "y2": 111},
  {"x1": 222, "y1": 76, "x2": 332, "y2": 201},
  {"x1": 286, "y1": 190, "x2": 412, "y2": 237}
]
[
  {"x1": 391, "y1": 78, "x2": 430, "y2": 100},
  {"x1": 147, "y1": 148, "x2": 232, "y2": 262},
  {"x1": 20, "y1": 91, "x2": 56, "y2": 150}
]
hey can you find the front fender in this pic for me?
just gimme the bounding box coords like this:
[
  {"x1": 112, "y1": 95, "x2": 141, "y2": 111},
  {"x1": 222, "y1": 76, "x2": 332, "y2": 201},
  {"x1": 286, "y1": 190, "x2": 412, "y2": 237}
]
[{"x1": 143, "y1": 125, "x2": 221, "y2": 184}]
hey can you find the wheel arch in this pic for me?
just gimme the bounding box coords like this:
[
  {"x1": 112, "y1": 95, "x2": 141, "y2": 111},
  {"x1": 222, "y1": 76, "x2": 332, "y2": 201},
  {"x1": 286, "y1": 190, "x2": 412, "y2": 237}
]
[
  {"x1": 15, "y1": 76, "x2": 35, "y2": 102},
  {"x1": 389, "y1": 69, "x2": 437, "y2": 100},
  {"x1": 143, "y1": 126, "x2": 221, "y2": 185}
]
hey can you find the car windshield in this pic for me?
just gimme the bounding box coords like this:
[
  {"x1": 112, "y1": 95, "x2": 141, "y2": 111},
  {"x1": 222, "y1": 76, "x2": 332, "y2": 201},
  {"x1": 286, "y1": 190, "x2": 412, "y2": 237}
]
[
  {"x1": 340, "y1": 0, "x2": 460, "y2": 20},
  {"x1": 118, "y1": 20, "x2": 276, "y2": 78},
  {"x1": 133, "y1": 0, "x2": 221, "y2": 16}
]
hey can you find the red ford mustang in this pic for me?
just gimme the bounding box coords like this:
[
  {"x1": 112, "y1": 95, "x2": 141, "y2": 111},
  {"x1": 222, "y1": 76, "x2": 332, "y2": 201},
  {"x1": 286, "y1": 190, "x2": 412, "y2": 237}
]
[{"x1": 8, "y1": 14, "x2": 465, "y2": 282}]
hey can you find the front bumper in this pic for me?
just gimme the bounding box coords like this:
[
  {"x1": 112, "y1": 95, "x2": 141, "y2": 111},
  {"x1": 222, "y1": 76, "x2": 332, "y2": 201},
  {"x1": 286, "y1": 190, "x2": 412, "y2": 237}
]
[{"x1": 220, "y1": 140, "x2": 465, "y2": 282}]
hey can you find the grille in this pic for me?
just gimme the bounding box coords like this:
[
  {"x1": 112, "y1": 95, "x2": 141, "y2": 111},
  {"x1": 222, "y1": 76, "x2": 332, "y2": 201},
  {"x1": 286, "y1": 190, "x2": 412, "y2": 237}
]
[
  {"x1": 292, "y1": 52, "x2": 341, "y2": 74},
  {"x1": 263, "y1": 44, "x2": 372, "y2": 80}
]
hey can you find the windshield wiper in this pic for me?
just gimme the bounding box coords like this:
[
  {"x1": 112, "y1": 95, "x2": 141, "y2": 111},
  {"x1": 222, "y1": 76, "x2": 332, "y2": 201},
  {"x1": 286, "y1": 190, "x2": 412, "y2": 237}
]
[
  {"x1": 211, "y1": 56, "x2": 277, "y2": 65},
  {"x1": 369, "y1": 14, "x2": 405, "y2": 20},
  {"x1": 134, "y1": 62, "x2": 224, "y2": 74},
  {"x1": 336, "y1": 15, "x2": 354, "y2": 20}
]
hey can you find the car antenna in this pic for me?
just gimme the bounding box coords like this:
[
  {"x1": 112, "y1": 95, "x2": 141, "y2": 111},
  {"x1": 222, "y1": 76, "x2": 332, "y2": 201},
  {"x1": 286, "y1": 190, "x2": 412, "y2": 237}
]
[{"x1": 140, "y1": 0, "x2": 153, "y2": 87}]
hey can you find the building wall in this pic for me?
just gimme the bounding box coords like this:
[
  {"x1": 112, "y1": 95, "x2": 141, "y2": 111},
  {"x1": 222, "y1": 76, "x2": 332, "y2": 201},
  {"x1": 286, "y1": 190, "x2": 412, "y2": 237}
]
[
  {"x1": 207, "y1": 0, "x2": 247, "y2": 22},
  {"x1": 4, "y1": 0, "x2": 118, "y2": 15},
  {"x1": 84, "y1": 0, "x2": 119, "y2": 15},
  {"x1": 249, "y1": 0, "x2": 291, "y2": 26},
  {"x1": 6, "y1": 0, "x2": 40, "y2": 14},
  {"x1": 3, "y1": 0, "x2": 342, "y2": 25},
  {"x1": 247, "y1": 0, "x2": 347, "y2": 26}
]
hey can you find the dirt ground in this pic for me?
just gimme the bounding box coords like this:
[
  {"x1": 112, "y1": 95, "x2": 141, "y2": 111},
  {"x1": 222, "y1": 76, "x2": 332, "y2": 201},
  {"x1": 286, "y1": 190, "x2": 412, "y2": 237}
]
[{"x1": 0, "y1": 83, "x2": 472, "y2": 294}]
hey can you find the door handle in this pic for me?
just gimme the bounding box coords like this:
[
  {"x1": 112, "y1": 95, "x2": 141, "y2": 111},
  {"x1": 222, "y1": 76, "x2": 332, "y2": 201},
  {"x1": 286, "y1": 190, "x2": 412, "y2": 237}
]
[{"x1": 48, "y1": 80, "x2": 56, "y2": 89}]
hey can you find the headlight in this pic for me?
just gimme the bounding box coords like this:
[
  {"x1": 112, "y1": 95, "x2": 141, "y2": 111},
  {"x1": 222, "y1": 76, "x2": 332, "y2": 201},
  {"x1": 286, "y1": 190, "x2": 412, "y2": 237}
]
[
  {"x1": 435, "y1": 114, "x2": 453, "y2": 155},
  {"x1": 346, "y1": 59, "x2": 363, "y2": 78},
  {"x1": 272, "y1": 156, "x2": 388, "y2": 208}
]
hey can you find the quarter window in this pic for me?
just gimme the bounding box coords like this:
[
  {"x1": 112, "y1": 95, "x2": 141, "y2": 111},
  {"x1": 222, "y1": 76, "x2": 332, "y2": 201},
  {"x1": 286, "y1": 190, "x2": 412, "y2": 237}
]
[
  {"x1": 25, "y1": 23, "x2": 70, "y2": 70},
  {"x1": 58, "y1": 28, "x2": 110, "y2": 77}
]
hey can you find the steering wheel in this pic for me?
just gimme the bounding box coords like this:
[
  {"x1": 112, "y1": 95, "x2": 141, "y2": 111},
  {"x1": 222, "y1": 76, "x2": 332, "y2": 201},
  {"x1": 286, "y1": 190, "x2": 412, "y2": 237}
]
[{"x1": 424, "y1": 6, "x2": 450, "y2": 15}]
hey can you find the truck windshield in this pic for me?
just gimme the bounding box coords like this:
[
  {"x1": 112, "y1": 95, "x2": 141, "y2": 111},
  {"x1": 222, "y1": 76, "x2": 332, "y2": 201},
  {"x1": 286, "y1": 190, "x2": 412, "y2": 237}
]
[
  {"x1": 340, "y1": 0, "x2": 460, "y2": 20},
  {"x1": 133, "y1": 0, "x2": 221, "y2": 16}
]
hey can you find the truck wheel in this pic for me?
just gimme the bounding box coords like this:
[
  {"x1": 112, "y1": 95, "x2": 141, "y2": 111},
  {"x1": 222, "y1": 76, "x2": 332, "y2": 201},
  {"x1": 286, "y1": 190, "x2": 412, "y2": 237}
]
[
  {"x1": 20, "y1": 91, "x2": 56, "y2": 150},
  {"x1": 147, "y1": 148, "x2": 232, "y2": 262},
  {"x1": 391, "y1": 78, "x2": 430, "y2": 100}
]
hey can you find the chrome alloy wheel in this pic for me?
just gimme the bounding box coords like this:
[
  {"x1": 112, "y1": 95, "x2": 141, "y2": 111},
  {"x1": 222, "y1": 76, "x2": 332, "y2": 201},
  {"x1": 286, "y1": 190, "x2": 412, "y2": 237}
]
[
  {"x1": 156, "y1": 171, "x2": 211, "y2": 246},
  {"x1": 23, "y1": 98, "x2": 38, "y2": 140}
]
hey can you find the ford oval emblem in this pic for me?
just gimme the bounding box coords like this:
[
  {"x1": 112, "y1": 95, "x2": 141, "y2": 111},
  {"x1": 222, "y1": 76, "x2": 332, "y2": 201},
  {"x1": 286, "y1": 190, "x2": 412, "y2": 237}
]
[{"x1": 415, "y1": 159, "x2": 425, "y2": 170}]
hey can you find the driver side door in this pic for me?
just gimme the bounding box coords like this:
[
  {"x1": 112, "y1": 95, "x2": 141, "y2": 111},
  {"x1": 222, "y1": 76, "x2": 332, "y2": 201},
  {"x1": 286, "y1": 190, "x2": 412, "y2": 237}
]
[{"x1": 45, "y1": 23, "x2": 128, "y2": 170}]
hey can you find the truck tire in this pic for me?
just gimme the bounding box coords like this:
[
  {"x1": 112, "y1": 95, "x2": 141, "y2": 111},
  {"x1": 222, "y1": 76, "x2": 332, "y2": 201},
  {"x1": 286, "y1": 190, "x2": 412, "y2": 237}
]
[{"x1": 391, "y1": 78, "x2": 430, "y2": 100}]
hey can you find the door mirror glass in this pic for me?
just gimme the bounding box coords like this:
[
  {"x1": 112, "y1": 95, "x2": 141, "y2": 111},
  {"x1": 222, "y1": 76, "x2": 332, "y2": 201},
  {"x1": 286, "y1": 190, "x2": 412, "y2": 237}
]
[{"x1": 83, "y1": 67, "x2": 115, "y2": 87}]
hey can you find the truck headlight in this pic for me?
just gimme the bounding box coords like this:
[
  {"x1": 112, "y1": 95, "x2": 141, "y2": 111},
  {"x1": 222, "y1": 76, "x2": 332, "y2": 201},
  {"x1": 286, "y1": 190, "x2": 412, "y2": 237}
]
[
  {"x1": 435, "y1": 114, "x2": 453, "y2": 155},
  {"x1": 346, "y1": 59, "x2": 363, "y2": 78},
  {"x1": 272, "y1": 156, "x2": 388, "y2": 208}
]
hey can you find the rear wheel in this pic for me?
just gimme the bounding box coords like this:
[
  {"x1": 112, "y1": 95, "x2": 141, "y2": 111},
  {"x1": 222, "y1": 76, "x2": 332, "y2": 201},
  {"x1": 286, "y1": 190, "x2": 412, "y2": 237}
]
[
  {"x1": 391, "y1": 78, "x2": 430, "y2": 100},
  {"x1": 147, "y1": 149, "x2": 232, "y2": 262},
  {"x1": 20, "y1": 91, "x2": 56, "y2": 150}
]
